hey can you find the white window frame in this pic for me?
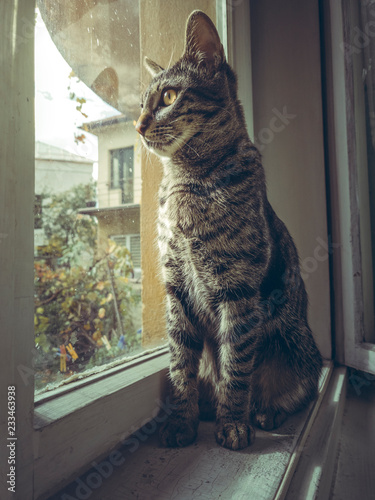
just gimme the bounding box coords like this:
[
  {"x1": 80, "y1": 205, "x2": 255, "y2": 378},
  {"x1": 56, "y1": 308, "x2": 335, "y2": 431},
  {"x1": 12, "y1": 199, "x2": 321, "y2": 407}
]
[{"x1": 327, "y1": 0, "x2": 375, "y2": 374}]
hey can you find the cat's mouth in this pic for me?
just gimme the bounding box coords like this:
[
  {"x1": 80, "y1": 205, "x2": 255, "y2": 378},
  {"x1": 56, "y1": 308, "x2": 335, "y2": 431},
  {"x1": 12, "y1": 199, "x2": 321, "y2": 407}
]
[
  {"x1": 142, "y1": 130, "x2": 193, "y2": 159},
  {"x1": 143, "y1": 137, "x2": 167, "y2": 154}
]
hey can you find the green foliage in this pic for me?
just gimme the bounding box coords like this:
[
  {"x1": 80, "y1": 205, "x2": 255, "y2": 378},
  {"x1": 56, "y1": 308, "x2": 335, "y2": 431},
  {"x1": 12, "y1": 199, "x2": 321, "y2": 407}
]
[
  {"x1": 34, "y1": 183, "x2": 141, "y2": 387},
  {"x1": 40, "y1": 183, "x2": 97, "y2": 262}
]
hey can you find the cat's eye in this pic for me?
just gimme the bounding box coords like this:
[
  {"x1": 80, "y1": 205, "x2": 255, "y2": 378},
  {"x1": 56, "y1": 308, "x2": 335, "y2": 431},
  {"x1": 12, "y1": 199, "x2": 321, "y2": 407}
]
[{"x1": 162, "y1": 89, "x2": 177, "y2": 106}]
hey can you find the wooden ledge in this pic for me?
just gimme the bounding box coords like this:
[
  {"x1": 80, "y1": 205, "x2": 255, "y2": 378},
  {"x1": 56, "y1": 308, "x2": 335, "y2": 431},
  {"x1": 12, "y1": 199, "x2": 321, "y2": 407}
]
[{"x1": 47, "y1": 362, "x2": 334, "y2": 500}]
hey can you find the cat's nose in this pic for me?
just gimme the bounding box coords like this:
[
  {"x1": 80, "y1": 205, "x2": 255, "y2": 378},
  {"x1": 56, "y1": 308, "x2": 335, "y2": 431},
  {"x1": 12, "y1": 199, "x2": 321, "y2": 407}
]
[{"x1": 135, "y1": 113, "x2": 150, "y2": 136}]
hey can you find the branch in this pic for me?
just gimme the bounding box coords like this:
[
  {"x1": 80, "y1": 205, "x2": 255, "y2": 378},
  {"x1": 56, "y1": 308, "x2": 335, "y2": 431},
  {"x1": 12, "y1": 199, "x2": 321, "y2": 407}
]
[
  {"x1": 80, "y1": 331, "x2": 98, "y2": 347},
  {"x1": 35, "y1": 289, "x2": 62, "y2": 307}
]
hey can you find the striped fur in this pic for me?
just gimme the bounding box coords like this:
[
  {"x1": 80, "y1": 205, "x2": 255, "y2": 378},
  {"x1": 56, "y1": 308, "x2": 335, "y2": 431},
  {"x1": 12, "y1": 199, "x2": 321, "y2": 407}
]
[{"x1": 136, "y1": 11, "x2": 322, "y2": 450}]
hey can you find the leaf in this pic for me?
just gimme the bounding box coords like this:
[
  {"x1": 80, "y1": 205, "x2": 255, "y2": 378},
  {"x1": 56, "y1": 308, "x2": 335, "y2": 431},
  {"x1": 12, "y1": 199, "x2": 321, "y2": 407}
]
[
  {"x1": 35, "y1": 334, "x2": 50, "y2": 353},
  {"x1": 74, "y1": 133, "x2": 86, "y2": 144},
  {"x1": 87, "y1": 291, "x2": 97, "y2": 302},
  {"x1": 96, "y1": 281, "x2": 105, "y2": 291},
  {"x1": 93, "y1": 331, "x2": 101, "y2": 341},
  {"x1": 98, "y1": 307, "x2": 106, "y2": 319},
  {"x1": 107, "y1": 241, "x2": 117, "y2": 254}
]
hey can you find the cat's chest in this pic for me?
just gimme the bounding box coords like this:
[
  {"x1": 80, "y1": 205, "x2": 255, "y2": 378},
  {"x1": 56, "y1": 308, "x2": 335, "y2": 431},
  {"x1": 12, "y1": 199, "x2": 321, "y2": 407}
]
[
  {"x1": 157, "y1": 189, "x2": 219, "y2": 285},
  {"x1": 157, "y1": 187, "x2": 231, "y2": 330},
  {"x1": 160, "y1": 190, "x2": 209, "y2": 236}
]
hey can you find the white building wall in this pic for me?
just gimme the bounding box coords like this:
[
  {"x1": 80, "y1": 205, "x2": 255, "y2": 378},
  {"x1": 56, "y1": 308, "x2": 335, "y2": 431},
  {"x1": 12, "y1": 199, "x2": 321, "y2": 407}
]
[{"x1": 35, "y1": 160, "x2": 93, "y2": 194}]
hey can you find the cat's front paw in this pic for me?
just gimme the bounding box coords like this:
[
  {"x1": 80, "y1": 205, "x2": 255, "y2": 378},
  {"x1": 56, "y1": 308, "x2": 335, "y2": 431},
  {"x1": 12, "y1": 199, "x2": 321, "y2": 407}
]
[
  {"x1": 215, "y1": 421, "x2": 255, "y2": 450},
  {"x1": 159, "y1": 418, "x2": 198, "y2": 448}
]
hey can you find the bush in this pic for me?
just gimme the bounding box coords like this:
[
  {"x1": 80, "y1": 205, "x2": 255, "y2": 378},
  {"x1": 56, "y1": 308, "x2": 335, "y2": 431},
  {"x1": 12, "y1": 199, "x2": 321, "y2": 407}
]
[{"x1": 34, "y1": 184, "x2": 141, "y2": 387}]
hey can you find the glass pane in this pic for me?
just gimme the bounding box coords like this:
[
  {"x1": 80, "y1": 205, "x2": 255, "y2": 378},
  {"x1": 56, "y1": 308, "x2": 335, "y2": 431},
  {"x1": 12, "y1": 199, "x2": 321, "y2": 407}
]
[
  {"x1": 111, "y1": 155, "x2": 120, "y2": 189},
  {"x1": 352, "y1": 0, "x2": 375, "y2": 341},
  {"x1": 34, "y1": 1, "x2": 146, "y2": 393},
  {"x1": 34, "y1": 0, "x2": 218, "y2": 393},
  {"x1": 122, "y1": 147, "x2": 134, "y2": 204}
]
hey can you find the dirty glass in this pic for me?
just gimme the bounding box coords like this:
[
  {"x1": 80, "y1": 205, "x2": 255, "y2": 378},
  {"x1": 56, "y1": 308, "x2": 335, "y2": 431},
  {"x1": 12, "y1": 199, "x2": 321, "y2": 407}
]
[{"x1": 34, "y1": 1, "x2": 144, "y2": 393}]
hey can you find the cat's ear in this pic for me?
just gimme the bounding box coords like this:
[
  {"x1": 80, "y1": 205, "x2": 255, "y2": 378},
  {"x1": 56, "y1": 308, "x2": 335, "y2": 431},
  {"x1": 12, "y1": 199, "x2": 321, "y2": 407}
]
[
  {"x1": 183, "y1": 10, "x2": 225, "y2": 68},
  {"x1": 144, "y1": 56, "x2": 164, "y2": 77}
]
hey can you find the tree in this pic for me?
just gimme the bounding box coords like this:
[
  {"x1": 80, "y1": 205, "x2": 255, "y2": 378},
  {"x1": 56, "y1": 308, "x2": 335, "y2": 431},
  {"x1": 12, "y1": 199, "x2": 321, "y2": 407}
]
[{"x1": 34, "y1": 183, "x2": 141, "y2": 389}]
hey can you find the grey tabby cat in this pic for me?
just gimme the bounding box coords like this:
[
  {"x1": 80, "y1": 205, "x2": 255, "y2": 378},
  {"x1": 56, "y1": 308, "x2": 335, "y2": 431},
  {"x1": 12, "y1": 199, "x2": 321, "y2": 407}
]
[{"x1": 135, "y1": 10, "x2": 322, "y2": 451}]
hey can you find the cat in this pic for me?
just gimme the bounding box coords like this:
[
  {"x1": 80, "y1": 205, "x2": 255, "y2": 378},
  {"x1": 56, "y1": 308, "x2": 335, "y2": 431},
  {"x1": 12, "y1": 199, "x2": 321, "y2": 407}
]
[{"x1": 135, "y1": 10, "x2": 322, "y2": 451}]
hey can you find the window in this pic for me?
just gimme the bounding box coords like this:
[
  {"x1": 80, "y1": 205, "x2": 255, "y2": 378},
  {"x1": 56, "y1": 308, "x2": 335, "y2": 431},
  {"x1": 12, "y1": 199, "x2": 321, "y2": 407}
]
[
  {"x1": 110, "y1": 147, "x2": 134, "y2": 204},
  {"x1": 111, "y1": 233, "x2": 141, "y2": 274},
  {"x1": 1, "y1": 1, "x2": 338, "y2": 498}
]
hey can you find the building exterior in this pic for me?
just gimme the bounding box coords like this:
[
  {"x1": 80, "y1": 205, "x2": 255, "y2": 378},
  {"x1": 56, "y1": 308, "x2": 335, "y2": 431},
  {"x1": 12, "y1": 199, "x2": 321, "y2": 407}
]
[
  {"x1": 34, "y1": 141, "x2": 94, "y2": 251},
  {"x1": 80, "y1": 114, "x2": 142, "y2": 278}
]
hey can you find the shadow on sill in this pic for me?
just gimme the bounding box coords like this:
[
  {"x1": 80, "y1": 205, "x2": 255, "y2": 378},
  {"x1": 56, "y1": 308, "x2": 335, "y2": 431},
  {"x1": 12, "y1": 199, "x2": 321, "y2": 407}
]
[{"x1": 45, "y1": 365, "x2": 333, "y2": 500}]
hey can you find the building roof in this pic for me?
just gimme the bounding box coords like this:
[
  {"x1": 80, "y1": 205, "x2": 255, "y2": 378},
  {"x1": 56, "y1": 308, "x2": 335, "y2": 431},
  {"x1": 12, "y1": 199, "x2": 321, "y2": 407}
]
[
  {"x1": 81, "y1": 113, "x2": 132, "y2": 135},
  {"x1": 35, "y1": 141, "x2": 94, "y2": 164},
  {"x1": 78, "y1": 204, "x2": 140, "y2": 216}
]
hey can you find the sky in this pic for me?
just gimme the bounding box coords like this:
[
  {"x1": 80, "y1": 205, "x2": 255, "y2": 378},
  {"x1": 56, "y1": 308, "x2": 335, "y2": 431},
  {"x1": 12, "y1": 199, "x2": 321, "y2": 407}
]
[{"x1": 34, "y1": 9, "x2": 120, "y2": 172}]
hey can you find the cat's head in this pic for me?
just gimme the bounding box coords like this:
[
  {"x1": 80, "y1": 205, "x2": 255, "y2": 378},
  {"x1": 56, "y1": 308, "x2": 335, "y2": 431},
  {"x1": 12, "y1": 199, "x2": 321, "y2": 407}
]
[{"x1": 135, "y1": 11, "x2": 240, "y2": 161}]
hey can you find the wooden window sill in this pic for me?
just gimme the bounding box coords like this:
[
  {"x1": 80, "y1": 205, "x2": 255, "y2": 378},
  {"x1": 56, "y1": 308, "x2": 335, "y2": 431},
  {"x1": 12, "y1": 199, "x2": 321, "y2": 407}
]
[
  {"x1": 37, "y1": 360, "x2": 335, "y2": 500},
  {"x1": 33, "y1": 349, "x2": 169, "y2": 499}
]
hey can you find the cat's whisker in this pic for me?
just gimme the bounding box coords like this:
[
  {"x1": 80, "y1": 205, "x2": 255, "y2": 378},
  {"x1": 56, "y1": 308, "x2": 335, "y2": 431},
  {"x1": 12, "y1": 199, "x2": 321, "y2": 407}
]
[
  {"x1": 165, "y1": 133, "x2": 201, "y2": 158},
  {"x1": 166, "y1": 47, "x2": 176, "y2": 71}
]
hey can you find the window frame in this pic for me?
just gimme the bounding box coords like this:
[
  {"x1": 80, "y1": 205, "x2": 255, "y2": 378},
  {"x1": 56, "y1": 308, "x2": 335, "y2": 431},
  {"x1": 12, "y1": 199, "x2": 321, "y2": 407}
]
[
  {"x1": 0, "y1": 1, "x2": 35, "y2": 498},
  {"x1": 326, "y1": 0, "x2": 375, "y2": 374}
]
